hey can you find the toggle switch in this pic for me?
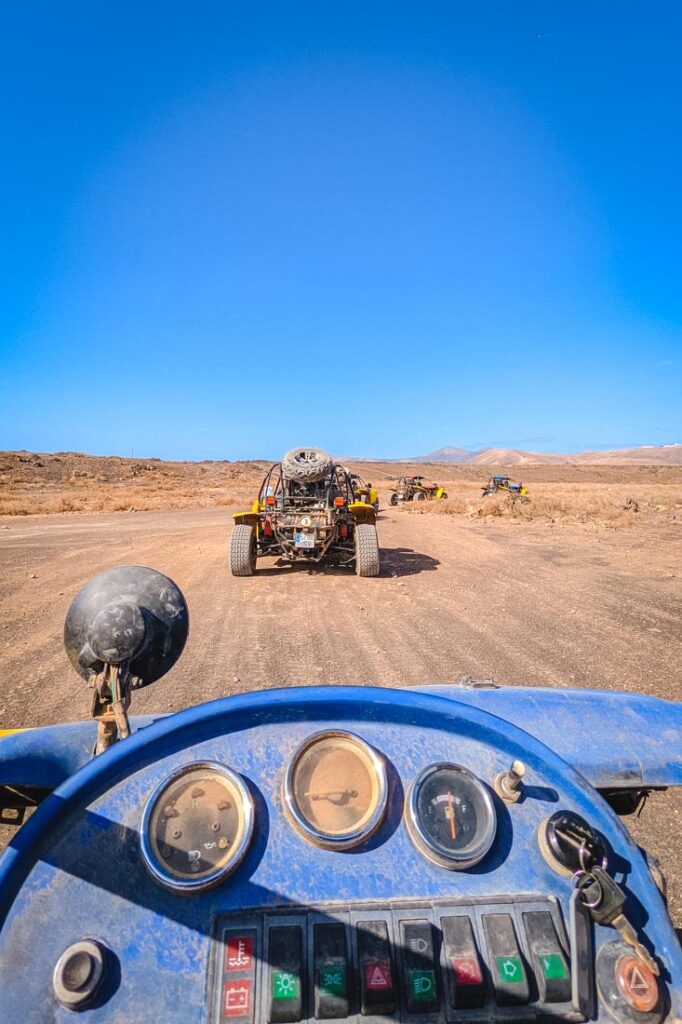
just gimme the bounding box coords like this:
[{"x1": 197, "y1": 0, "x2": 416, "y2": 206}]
[{"x1": 494, "y1": 760, "x2": 526, "y2": 803}]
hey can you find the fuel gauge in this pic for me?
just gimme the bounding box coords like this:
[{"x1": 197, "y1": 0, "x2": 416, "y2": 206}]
[{"x1": 407, "y1": 763, "x2": 497, "y2": 870}]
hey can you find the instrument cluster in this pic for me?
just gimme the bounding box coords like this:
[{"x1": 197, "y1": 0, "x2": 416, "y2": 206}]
[{"x1": 140, "y1": 730, "x2": 499, "y2": 892}]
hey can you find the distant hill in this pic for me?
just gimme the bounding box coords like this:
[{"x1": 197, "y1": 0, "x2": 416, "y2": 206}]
[
  {"x1": 403, "y1": 444, "x2": 682, "y2": 466},
  {"x1": 467, "y1": 448, "x2": 568, "y2": 466},
  {"x1": 409, "y1": 446, "x2": 473, "y2": 463},
  {"x1": 572, "y1": 444, "x2": 682, "y2": 466}
]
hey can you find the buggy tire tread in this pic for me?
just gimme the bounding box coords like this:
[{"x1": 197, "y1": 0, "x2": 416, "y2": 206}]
[
  {"x1": 281, "y1": 447, "x2": 333, "y2": 483},
  {"x1": 230, "y1": 524, "x2": 257, "y2": 576},
  {"x1": 355, "y1": 523, "x2": 380, "y2": 577}
]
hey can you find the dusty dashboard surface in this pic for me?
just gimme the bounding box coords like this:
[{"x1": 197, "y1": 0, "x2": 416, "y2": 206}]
[{"x1": 0, "y1": 688, "x2": 679, "y2": 1023}]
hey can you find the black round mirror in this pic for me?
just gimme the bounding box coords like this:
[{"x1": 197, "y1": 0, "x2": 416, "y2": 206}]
[{"x1": 64, "y1": 566, "x2": 189, "y2": 687}]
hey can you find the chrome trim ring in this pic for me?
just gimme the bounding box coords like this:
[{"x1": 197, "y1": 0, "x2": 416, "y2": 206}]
[
  {"x1": 406, "y1": 762, "x2": 497, "y2": 870},
  {"x1": 140, "y1": 761, "x2": 254, "y2": 893},
  {"x1": 283, "y1": 730, "x2": 388, "y2": 850}
]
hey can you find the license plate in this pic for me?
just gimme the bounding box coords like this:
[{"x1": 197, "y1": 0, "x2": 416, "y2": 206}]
[{"x1": 295, "y1": 531, "x2": 316, "y2": 549}]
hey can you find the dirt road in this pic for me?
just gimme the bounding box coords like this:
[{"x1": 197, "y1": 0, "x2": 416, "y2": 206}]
[{"x1": 1, "y1": 506, "x2": 680, "y2": 922}]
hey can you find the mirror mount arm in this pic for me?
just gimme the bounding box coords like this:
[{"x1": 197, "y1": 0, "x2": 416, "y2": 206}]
[{"x1": 91, "y1": 663, "x2": 132, "y2": 755}]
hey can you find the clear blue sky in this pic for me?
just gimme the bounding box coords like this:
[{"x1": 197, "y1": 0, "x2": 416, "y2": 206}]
[{"x1": 1, "y1": 2, "x2": 680, "y2": 460}]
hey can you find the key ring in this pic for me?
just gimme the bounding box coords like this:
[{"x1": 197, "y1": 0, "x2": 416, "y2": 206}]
[
  {"x1": 578, "y1": 840, "x2": 608, "y2": 873},
  {"x1": 572, "y1": 867, "x2": 603, "y2": 909}
]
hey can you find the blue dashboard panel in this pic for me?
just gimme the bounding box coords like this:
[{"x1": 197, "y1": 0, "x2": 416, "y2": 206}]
[
  {"x1": 0, "y1": 687, "x2": 679, "y2": 1023},
  {"x1": 1, "y1": 687, "x2": 679, "y2": 793},
  {"x1": 418, "y1": 686, "x2": 682, "y2": 789}
]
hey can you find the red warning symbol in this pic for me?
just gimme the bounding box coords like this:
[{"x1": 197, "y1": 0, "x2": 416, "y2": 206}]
[
  {"x1": 616, "y1": 955, "x2": 659, "y2": 1013},
  {"x1": 365, "y1": 962, "x2": 392, "y2": 990},
  {"x1": 453, "y1": 957, "x2": 482, "y2": 985}
]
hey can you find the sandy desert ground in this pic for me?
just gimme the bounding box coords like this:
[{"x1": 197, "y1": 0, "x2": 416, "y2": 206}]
[{"x1": 0, "y1": 455, "x2": 680, "y2": 926}]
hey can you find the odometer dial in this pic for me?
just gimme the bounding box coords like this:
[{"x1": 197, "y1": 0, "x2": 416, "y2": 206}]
[
  {"x1": 284, "y1": 731, "x2": 387, "y2": 849},
  {"x1": 407, "y1": 763, "x2": 497, "y2": 869},
  {"x1": 141, "y1": 762, "x2": 254, "y2": 892}
]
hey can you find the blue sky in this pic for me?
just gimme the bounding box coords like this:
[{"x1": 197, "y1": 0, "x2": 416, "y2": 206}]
[{"x1": 1, "y1": 2, "x2": 680, "y2": 460}]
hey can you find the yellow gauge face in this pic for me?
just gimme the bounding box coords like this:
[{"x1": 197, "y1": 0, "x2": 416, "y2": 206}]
[
  {"x1": 144, "y1": 764, "x2": 252, "y2": 889},
  {"x1": 286, "y1": 732, "x2": 387, "y2": 846}
]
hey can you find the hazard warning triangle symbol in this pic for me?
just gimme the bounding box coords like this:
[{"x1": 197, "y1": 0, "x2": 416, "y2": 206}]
[{"x1": 367, "y1": 964, "x2": 391, "y2": 989}]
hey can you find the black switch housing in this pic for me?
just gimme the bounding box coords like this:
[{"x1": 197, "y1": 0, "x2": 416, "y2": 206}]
[
  {"x1": 268, "y1": 925, "x2": 304, "y2": 1024},
  {"x1": 313, "y1": 923, "x2": 350, "y2": 1020},
  {"x1": 481, "y1": 914, "x2": 530, "y2": 1007},
  {"x1": 357, "y1": 920, "x2": 396, "y2": 1016},
  {"x1": 522, "y1": 911, "x2": 572, "y2": 1004},
  {"x1": 441, "y1": 915, "x2": 486, "y2": 1009},
  {"x1": 400, "y1": 920, "x2": 439, "y2": 1013}
]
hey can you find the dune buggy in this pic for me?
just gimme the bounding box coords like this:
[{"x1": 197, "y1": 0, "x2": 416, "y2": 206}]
[
  {"x1": 348, "y1": 472, "x2": 380, "y2": 511},
  {"x1": 482, "y1": 475, "x2": 529, "y2": 500},
  {"x1": 389, "y1": 475, "x2": 448, "y2": 505},
  {"x1": 230, "y1": 447, "x2": 380, "y2": 576}
]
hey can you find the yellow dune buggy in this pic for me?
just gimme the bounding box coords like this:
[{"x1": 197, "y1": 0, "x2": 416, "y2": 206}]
[
  {"x1": 230, "y1": 448, "x2": 380, "y2": 577},
  {"x1": 389, "y1": 475, "x2": 448, "y2": 506},
  {"x1": 481, "y1": 475, "x2": 529, "y2": 500},
  {"x1": 348, "y1": 473, "x2": 380, "y2": 512}
]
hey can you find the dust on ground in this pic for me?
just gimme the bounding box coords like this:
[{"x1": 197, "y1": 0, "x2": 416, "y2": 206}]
[{"x1": 0, "y1": 496, "x2": 680, "y2": 925}]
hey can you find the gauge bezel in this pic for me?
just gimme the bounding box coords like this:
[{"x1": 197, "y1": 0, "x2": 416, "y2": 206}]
[
  {"x1": 406, "y1": 761, "x2": 497, "y2": 870},
  {"x1": 140, "y1": 760, "x2": 254, "y2": 893},
  {"x1": 283, "y1": 730, "x2": 388, "y2": 850}
]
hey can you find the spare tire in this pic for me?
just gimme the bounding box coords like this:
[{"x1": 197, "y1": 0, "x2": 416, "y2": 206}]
[{"x1": 281, "y1": 447, "x2": 333, "y2": 483}]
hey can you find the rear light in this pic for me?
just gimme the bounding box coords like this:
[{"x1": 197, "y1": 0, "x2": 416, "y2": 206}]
[
  {"x1": 265, "y1": 495, "x2": 276, "y2": 506},
  {"x1": 334, "y1": 497, "x2": 345, "y2": 507},
  {"x1": 339, "y1": 523, "x2": 348, "y2": 539}
]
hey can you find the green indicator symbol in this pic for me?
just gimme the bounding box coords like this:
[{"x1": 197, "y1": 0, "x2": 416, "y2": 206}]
[
  {"x1": 495, "y1": 956, "x2": 525, "y2": 984},
  {"x1": 409, "y1": 970, "x2": 436, "y2": 1000},
  {"x1": 318, "y1": 965, "x2": 346, "y2": 996},
  {"x1": 272, "y1": 971, "x2": 300, "y2": 1000},
  {"x1": 541, "y1": 954, "x2": 568, "y2": 980}
]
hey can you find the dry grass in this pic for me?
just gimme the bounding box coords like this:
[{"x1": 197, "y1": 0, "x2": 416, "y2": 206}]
[{"x1": 404, "y1": 480, "x2": 682, "y2": 528}]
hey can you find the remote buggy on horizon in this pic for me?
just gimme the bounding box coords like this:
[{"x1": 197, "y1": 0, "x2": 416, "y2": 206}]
[
  {"x1": 389, "y1": 475, "x2": 448, "y2": 505},
  {"x1": 230, "y1": 447, "x2": 380, "y2": 577},
  {"x1": 482, "y1": 475, "x2": 529, "y2": 500}
]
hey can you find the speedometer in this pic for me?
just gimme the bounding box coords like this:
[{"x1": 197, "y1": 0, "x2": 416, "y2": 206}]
[
  {"x1": 284, "y1": 731, "x2": 388, "y2": 849},
  {"x1": 141, "y1": 762, "x2": 254, "y2": 892},
  {"x1": 406, "y1": 763, "x2": 497, "y2": 870}
]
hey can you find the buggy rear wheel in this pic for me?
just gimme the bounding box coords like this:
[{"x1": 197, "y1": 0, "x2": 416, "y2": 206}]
[
  {"x1": 389, "y1": 493, "x2": 398, "y2": 506},
  {"x1": 355, "y1": 523, "x2": 380, "y2": 577},
  {"x1": 412, "y1": 491, "x2": 425, "y2": 501},
  {"x1": 230, "y1": 524, "x2": 257, "y2": 576}
]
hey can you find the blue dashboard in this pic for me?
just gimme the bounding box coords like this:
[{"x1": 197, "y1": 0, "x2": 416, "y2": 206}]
[{"x1": 0, "y1": 686, "x2": 680, "y2": 1024}]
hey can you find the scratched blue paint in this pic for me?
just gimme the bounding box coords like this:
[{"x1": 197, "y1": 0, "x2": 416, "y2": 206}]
[{"x1": 0, "y1": 686, "x2": 679, "y2": 1023}]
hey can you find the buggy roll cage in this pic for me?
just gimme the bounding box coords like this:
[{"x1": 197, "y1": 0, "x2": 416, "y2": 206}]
[{"x1": 257, "y1": 462, "x2": 355, "y2": 512}]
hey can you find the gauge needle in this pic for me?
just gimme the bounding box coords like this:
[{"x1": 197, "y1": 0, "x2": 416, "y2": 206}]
[
  {"x1": 305, "y1": 789, "x2": 358, "y2": 804},
  {"x1": 447, "y1": 791, "x2": 456, "y2": 839}
]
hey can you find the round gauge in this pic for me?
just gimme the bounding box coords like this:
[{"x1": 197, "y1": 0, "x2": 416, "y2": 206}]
[
  {"x1": 284, "y1": 731, "x2": 387, "y2": 849},
  {"x1": 141, "y1": 762, "x2": 254, "y2": 892},
  {"x1": 407, "y1": 763, "x2": 497, "y2": 870}
]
